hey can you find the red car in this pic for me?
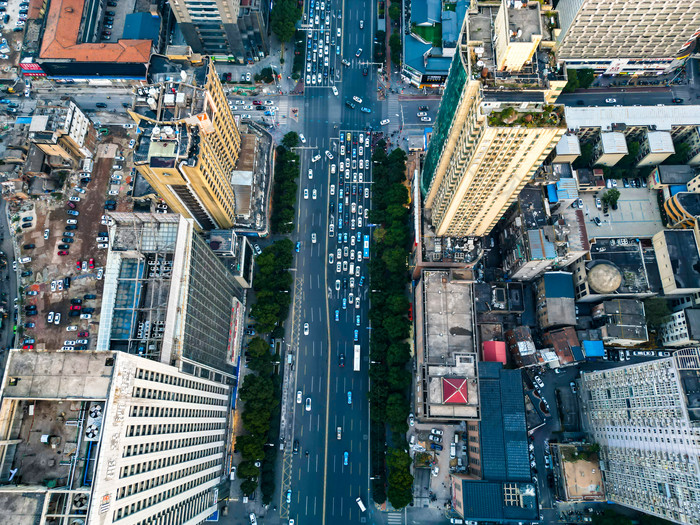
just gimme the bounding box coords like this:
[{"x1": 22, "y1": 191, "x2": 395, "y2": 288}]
[
  {"x1": 252, "y1": 100, "x2": 262, "y2": 105},
  {"x1": 79, "y1": 331, "x2": 89, "y2": 337},
  {"x1": 58, "y1": 251, "x2": 69, "y2": 256},
  {"x1": 22, "y1": 344, "x2": 33, "y2": 350},
  {"x1": 67, "y1": 201, "x2": 76, "y2": 209},
  {"x1": 76, "y1": 260, "x2": 81, "y2": 270},
  {"x1": 89, "y1": 258, "x2": 94, "y2": 269},
  {"x1": 70, "y1": 305, "x2": 81, "y2": 311}
]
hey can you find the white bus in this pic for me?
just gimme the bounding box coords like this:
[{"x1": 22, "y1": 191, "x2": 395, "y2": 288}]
[
  {"x1": 355, "y1": 497, "x2": 366, "y2": 512},
  {"x1": 353, "y1": 344, "x2": 361, "y2": 372}
]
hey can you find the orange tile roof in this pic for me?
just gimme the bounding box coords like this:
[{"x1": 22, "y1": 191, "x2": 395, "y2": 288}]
[{"x1": 40, "y1": 0, "x2": 151, "y2": 63}]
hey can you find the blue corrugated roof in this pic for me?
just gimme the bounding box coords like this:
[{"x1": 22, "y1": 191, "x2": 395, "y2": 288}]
[
  {"x1": 412, "y1": 0, "x2": 442, "y2": 25},
  {"x1": 478, "y1": 362, "x2": 530, "y2": 482},
  {"x1": 16, "y1": 117, "x2": 32, "y2": 125},
  {"x1": 571, "y1": 345, "x2": 584, "y2": 360},
  {"x1": 461, "y1": 482, "x2": 505, "y2": 520},
  {"x1": 556, "y1": 177, "x2": 578, "y2": 200},
  {"x1": 123, "y1": 12, "x2": 160, "y2": 41},
  {"x1": 527, "y1": 229, "x2": 556, "y2": 260},
  {"x1": 582, "y1": 340, "x2": 604, "y2": 357},
  {"x1": 547, "y1": 184, "x2": 558, "y2": 203},
  {"x1": 543, "y1": 272, "x2": 575, "y2": 299},
  {"x1": 442, "y1": 11, "x2": 457, "y2": 45},
  {"x1": 670, "y1": 184, "x2": 688, "y2": 196}
]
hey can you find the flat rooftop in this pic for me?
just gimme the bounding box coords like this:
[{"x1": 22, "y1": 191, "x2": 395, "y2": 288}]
[
  {"x1": 504, "y1": 1, "x2": 541, "y2": 44},
  {"x1": 565, "y1": 105, "x2": 700, "y2": 132},
  {"x1": 587, "y1": 238, "x2": 656, "y2": 295}
]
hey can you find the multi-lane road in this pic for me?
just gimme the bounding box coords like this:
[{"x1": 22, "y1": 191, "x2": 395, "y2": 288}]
[{"x1": 282, "y1": 0, "x2": 384, "y2": 522}]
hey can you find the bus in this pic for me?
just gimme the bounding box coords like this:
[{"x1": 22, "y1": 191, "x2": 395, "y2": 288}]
[
  {"x1": 353, "y1": 344, "x2": 361, "y2": 372},
  {"x1": 355, "y1": 497, "x2": 366, "y2": 512},
  {"x1": 363, "y1": 235, "x2": 370, "y2": 259}
]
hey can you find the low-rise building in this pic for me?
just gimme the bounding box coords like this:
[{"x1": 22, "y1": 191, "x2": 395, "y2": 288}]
[
  {"x1": 635, "y1": 130, "x2": 675, "y2": 167},
  {"x1": 659, "y1": 308, "x2": 700, "y2": 347},
  {"x1": 542, "y1": 327, "x2": 582, "y2": 366},
  {"x1": 647, "y1": 165, "x2": 697, "y2": 191},
  {"x1": 552, "y1": 135, "x2": 581, "y2": 164},
  {"x1": 591, "y1": 132, "x2": 628, "y2": 167},
  {"x1": 28, "y1": 101, "x2": 96, "y2": 162},
  {"x1": 450, "y1": 362, "x2": 537, "y2": 524},
  {"x1": 505, "y1": 325, "x2": 538, "y2": 368},
  {"x1": 653, "y1": 229, "x2": 700, "y2": 295},
  {"x1": 536, "y1": 272, "x2": 576, "y2": 329},
  {"x1": 592, "y1": 299, "x2": 648, "y2": 346},
  {"x1": 663, "y1": 193, "x2": 700, "y2": 229}
]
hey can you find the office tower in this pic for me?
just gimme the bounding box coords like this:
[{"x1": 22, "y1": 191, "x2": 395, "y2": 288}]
[
  {"x1": 555, "y1": 0, "x2": 700, "y2": 74},
  {"x1": 0, "y1": 349, "x2": 230, "y2": 525},
  {"x1": 131, "y1": 56, "x2": 241, "y2": 231},
  {"x1": 169, "y1": 0, "x2": 269, "y2": 58},
  {"x1": 579, "y1": 348, "x2": 700, "y2": 524},
  {"x1": 421, "y1": 59, "x2": 565, "y2": 237},
  {"x1": 97, "y1": 213, "x2": 246, "y2": 376}
]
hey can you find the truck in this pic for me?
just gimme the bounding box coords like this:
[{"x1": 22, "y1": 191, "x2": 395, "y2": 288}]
[{"x1": 353, "y1": 344, "x2": 361, "y2": 372}]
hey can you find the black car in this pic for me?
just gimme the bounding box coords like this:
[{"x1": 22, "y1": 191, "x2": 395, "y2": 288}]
[
  {"x1": 329, "y1": 202, "x2": 335, "y2": 214},
  {"x1": 345, "y1": 101, "x2": 356, "y2": 109},
  {"x1": 70, "y1": 299, "x2": 82, "y2": 305},
  {"x1": 343, "y1": 278, "x2": 348, "y2": 290},
  {"x1": 69, "y1": 310, "x2": 80, "y2": 317},
  {"x1": 105, "y1": 10, "x2": 115, "y2": 15},
  {"x1": 61, "y1": 237, "x2": 74, "y2": 243},
  {"x1": 58, "y1": 244, "x2": 70, "y2": 250},
  {"x1": 418, "y1": 105, "x2": 429, "y2": 111},
  {"x1": 84, "y1": 294, "x2": 97, "y2": 300},
  {"x1": 21, "y1": 222, "x2": 32, "y2": 228},
  {"x1": 23, "y1": 243, "x2": 35, "y2": 249},
  {"x1": 107, "y1": 0, "x2": 117, "y2": 5},
  {"x1": 339, "y1": 353, "x2": 345, "y2": 367},
  {"x1": 96, "y1": 102, "x2": 108, "y2": 108},
  {"x1": 65, "y1": 224, "x2": 78, "y2": 230},
  {"x1": 25, "y1": 311, "x2": 37, "y2": 316},
  {"x1": 362, "y1": 68, "x2": 368, "y2": 76},
  {"x1": 24, "y1": 322, "x2": 35, "y2": 328},
  {"x1": 64, "y1": 276, "x2": 71, "y2": 288},
  {"x1": 21, "y1": 270, "x2": 32, "y2": 277},
  {"x1": 255, "y1": 106, "x2": 265, "y2": 111},
  {"x1": 293, "y1": 439, "x2": 299, "y2": 454},
  {"x1": 24, "y1": 305, "x2": 37, "y2": 311},
  {"x1": 82, "y1": 307, "x2": 95, "y2": 314}
]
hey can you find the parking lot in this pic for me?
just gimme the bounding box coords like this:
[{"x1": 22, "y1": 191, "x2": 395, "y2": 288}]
[
  {"x1": 572, "y1": 187, "x2": 664, "y2": 238},
  {"x1": 16, "y1": 125, "x2": 135, "y2": 350}
]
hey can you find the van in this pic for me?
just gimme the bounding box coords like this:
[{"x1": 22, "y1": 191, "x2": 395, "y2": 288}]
[
  {"x1": 355, "y1": 497, "x2": 366, "y2": 512},
  {"x1": 454, "y1": 433, "x2": 460, "y2": 443},
  {"x1": 349, "y1": 263, "x2": 355, "y2": 275},
  {"x1": 450, "y1": 442, "x2": 456, "y2": 459}
]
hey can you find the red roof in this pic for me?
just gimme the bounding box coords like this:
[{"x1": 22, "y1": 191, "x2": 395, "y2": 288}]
[
  {"x1": 442, "y1": 377, "x2": 468, "y2": 404},
  {"x1": 482, "y1": 340, "x2": 507, "y2": 364}
]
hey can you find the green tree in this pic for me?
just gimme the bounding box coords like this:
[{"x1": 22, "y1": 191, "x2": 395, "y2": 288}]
[
  {"x1": 240, "y1": 479, "x2": 258, "y2": 497},
  {"x1": 387, "y1": 367, "x2": 412, "y2": 391},
  {"x1": 282, "y1": 132, "x2": 299, "y2": 149},
  {"x1": 592, "y1": 509, "x2": 633, "y2": 525},
  {"x1": 601, "y1": 188, "x2": 620, "y2": 208},
  {"x1": 388, "y1": 3, "x2": 401, "y2": 20},
  {"x1": 644, "y1": 297, "x2": 671, "y2": 330},
  {"x1": 389, "y1": 33, "x2": 402, "y2": 65},
  {"x1": 386, "y1": 448, "x2": 414, "y2": 509},
  {"x1": 385, "y1": 393, "x2": 409, "y2": 432},
  {"x1": 237, "y1": 460, "x2": 260, "y2": 479},
  {"x1": 563, "y1": 68, "x2": 579, "y2": 93},
  {"x1": 236, "y1": 434, "x2": 265, "y2": 461},
  {"x1": 270, "y1": 0, "x2": 301, "y2": 42},
  {"x1": 577, "y1": 68, "x2": 596, "y2": 89}
]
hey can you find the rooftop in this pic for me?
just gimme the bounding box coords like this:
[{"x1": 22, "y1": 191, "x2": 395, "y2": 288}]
[
  {"x1": 586, "y1": 238, "x2": 658, "y2": 295},
  {"x1": 486, "y1": 104, "x2": 565, "y2": 128},
  {"x1": 40, "y1": 0, "x2": 151, "y2": 63},
  {"x1": 657, "y1": 229, "x2": 700, "y2": 290},
  {"x1": 555, "y1": 135, "x2": 581, "y2": 156},
  {"x1": 645, "y1": 131, "x2": 675, "y2": 153},
  {"x1": 593, "y1": 299, "x2": 648, "y2": 342},
  {"x1": 564, "y1": 105, "x2": 700, "y2": 132},
  {"x1": 542, "y1": 327, "x2": 580, "y2": 366},
  {"x1": 652, "y1": 165, "x2": 697, "y2": 185},
  {"x1": 543, "y1": 272, "x2": 575, "y2": 299},
  {"x1": 672, "y1": 192, "x2": 700, "y2": 217},
  {"x1": 599, "y1": 132, "x2": 628, "y2": 154},
  {"x1": 503, "y1": 0, "x2": 542, "y2": 44},
  {"x1": 458, "y1": 480, "x2": 538, "y2": 522}
]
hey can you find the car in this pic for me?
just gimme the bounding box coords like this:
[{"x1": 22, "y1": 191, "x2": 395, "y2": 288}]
[
  {"x1": 80, "y1": 313, "x2": 91, "y2": 319},
  {"x1": 304, "y1": 188, "x2": 309, "y2": 199},
  {"x1": 21, "y1": 270, "x2": 32, "y2": 277},
  {"x1": 347, "y1": 390, "x2": 353, "y2": 404},
  {"x1": 342, "y1": 298, "x2": 347, "y2": 309},
  {"x1": 605, "y1": 98, "x2": 616, "y2": 103},
  {"x1": 595, "y1": 198, "x2": 602, "y2": 209},
  {"x1": 430, "y1": 443, "x2": 443, "y2": 451},
  {"x1": 26, "y1": 290, "x2": 37, "y2": 296},
  {"x1": 54, "y1": 313, "x2": 61, "y2": 325},
  {"x1": 79, "y1": 331, "x2": 89, "y2": 337},
  {"x1": 352, "y1": 95, "x2": 363, "y2": 104},
  {"x1": 57, "y1": 251, "x2": 69, "y2": 256},
  {"x1": 570, "y1": 381, "x2": 577, "y2": 393},
  {"x1": 431, "y1": 428, "x2": 444, "y2": 436},
  {"x1": 577, "y1": 198, "x2": 583, "y2": 208},
  {"x1": 58, "y1": 244, "x2": 70, "y2": 250},
  {"x1": 355, "y1": 48, "x2": 362, "y2": 57},
  {"x1": 253, "y1": 244, "x2": 262, "y2": 255},
  {"x1": 353, "y1": 329, "x2": 358, "y2": 342},
  {"x1": 360, "y1": 107, "x2": 371, "y2": 113},
  {"x1": 296, "y1": 390, "x2": 303, "y2": 404},
  {"x1": 305, "y1": 398, "x2": 311, "y2": 411},
  {"x1": 345, "y1": 100, "x2": 356, "y2": 109},
  {"x1": 24, "y1": 322, "x2": 35, "y2": 328},
  {"x1": 343, "y1": 451, "x2": 349, "y2": 465},
  {"x1": 312, "y1": 154, "x2": 321, "y2": 162},
  {"x1": 296, "y1": 241, "x2": 301, "y2": 252},
  {"x1": 325, "y1": 150, "x2": 333, "y2": 160},
  {"x1": 66, "y1": 219, "x2": 77, "y2": 225},
  {"x1": 534, "y1": 376, "x2": 544, "y2": 388},
  {"x1": 420, "y1": 116, "x2": 432, "y2": 122},
  {"x1": 304, "y1": 322, "x2": 309, "y2": 335},
  {"x1": 380, "y1": 119, "x2": 390, "y2": 125},
  {"x1": 593, "y1": 216, "x2": 602, "y2": 226},
  {"x1": 672, "y1": 98, "x2": 683, "y2": 104},
  {"x1": 429, "y1": 434, "x2": 442, "y2": 443}
]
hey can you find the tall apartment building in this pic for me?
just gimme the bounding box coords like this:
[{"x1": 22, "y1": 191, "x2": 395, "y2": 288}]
[
  {"x1": 555, "y1": 0, "x2": 700, "y2": 74},
  {"x1": 0, "y1": 349, "x2": 230, "y2": 525},
  {"x1": 29, "y1": 100, "x2": 97, "y2": 162},
  {"x1": 96, "y1": 213, "x2": 246, "y2": 376},
  {"x1": 169, "y1": 0, "x2": 269, "y2": 58},
  {"x1": 579, "y1": 348, "x2": 700, "y2": 524},
  {"x1": 421, "y1": 1, "x2": 566, "y2": 238},
  {"x1": 131, "y1": 55, "x2": 241, "y2": 231}
]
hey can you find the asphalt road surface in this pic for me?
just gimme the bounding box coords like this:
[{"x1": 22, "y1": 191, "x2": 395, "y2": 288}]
[{"x1": 284, "y1": 0, "x2": 382, "y2": 522}]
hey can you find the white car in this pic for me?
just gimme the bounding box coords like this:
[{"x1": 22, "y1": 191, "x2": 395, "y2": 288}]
[
  {"x1": 304, "y1": 322, "x2": 309, "y2": 335},
  {"x1": 44, "y1": 229, "x2": 50, "y2": 239},
  {"x1": 299, "y1": 134, "x2": 306, "y2": 143},
  {"x1": 312, "y1": 154, "x2": 321, "y2": 163},
  {"x1": 54, "y1": 313, "x2": 61, "y2": 325},
  {"x1": 304, "y1": 189, "x2": 309, "y2": 199},
  {"x1": 80, "y1": 313, "x2": 92, "y2": 320},
  {"x1": 380, "y1": 119, "x2": 390, "y2": 126},
  {"x1": 359, "y1": 160, "x2": 364, "y2": 169},
  {"x1": 69, "y1": 196, "x2": 81, "y2": 202},
  {"x1": 312, "y1": 189, "x2": 317, "y2": 200},
  {"x1": 66, "y1": 219, "x2": 78, "y2": 225},
  {"x1": 330, "y1": 184, "x2": 335, "y2": 195},
  {"x1": 336, "y1": 262, "x2": 341, "y2": 273},
  {"x1": 305, "y1": 398, "x2": 312, "y2": 411},
  {"x1": 308, "y1": 168, "x2": 313, "y2": 179},
  {"x1": 297, "y1": 391, "x2": 302, "y2": 403},
  {"x1": 605, "y1": 98, "x2": 616, "y2": 103},
  {"x1": 325, "y1": 150, "x2": 334, "y2": 160},
  {"x1": 332, "y1": 86, "x2": 338, "y2": 96},
  {"x1": 340, "y1": 161, "x2": 345, "y2": 171},
  {"x1": 311, "y1": 233, "x2": 317, "y2": 243},
  {"x1": 353, "y1": 96, "x2": 362, "y2": 104},
  {"x1": 331, "y1": 164, "x2": 336, "y2": 174},
  {"x1": 66, "y1": 326, "x2": 78, "y2": 332},
  {"x1": 340, "y1": 145, "x2": 345, "y2": 155}
]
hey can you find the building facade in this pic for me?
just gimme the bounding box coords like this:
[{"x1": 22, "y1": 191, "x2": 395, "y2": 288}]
[
  {"x1": 96, "y1": 213, "x2": 244, "y2": 376},
  {"x1": 29, "y1": 101, "x2": 97, "y2": 162},
  {"x1": 659, "y1": 308, "x2": 700, "y2": 347},
  {"x1": 555, "y1": 0, "x2": 700, "y2": 74},
  {"x1": 0, "y1": 349, "x2": 230, "y2": 525},
  {"x1": 169, "y1": 0, "x2": 269, "y2": 58},
  {"x1": 579, "y1": 348, "x2": 700, "y2": 524},
  {"x1": 131, "y1": 56, "x2": 241, "y2": 231}
]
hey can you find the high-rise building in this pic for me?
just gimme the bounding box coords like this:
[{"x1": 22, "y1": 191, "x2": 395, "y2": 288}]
[
  {"x1": 421, "y1": 1, "x2": 566, "y2": 238},
  {"x1": 131, "y1": 55, "x2": 241, "y2": 231},
  {"x1": 96, "y1": 213, "x2": 246, "y2": 377},
  {"x1": 0, "y1": 349, "x2": 230, "y2": 525},
  {"x1": 579, "y1": 348, "x2": 700, "y2": 524},
  {"x1": 169, "y1": 0, "x2": 269, "y2": 58},
  {"x1": 28, "y1": 100, "x2": 97, "y2": 162},
  {"x1": 555, "y1": 0, "x2": 700, "y2": 74}
]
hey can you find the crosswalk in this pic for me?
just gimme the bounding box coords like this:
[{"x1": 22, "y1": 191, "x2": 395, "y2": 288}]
[
  {"x1": 387, "y1": 94, "x2": 400, "y2": 121},
  {"x1": 387, "y1": 511, "x2": 404, "y2": 524}
]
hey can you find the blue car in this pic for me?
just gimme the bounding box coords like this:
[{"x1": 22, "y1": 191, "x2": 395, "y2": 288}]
[
  {"x1": 347, "y1": 391, "x2": 352, "y2": 404},
  {"x1": 335, "y1": 310, "x2": 339, "y2": 321},
  {"x1": 355, "y1": 314, "x2": 360, "y2": 326},
  {"x1": 295, "y1": 241, "x2": 301, "y2": 252},
  {"x1": 342, "y1": 298, "x2": 347, "y2": 309},
  {"x1": 67, "y1": 210, "x2": 79, "y2": 216},
  {"x1": 359, "y1": 276, "x2": 365, "y2": 286},
  {"x1": 343, "y1": 451, "x2": 349, "y2": 465},
  {"x1": 357, "y1": 232, "x2": 361, "y2": 243},
  {"x1": 264, "y1": 110, "x2": 274, "y2": 116},
  {"x1": 338, "y1": 217, "x2": 343, "y2": 229},
  {"x1": 353, "y1": 329, "x2": 358, "y2": 341}
]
